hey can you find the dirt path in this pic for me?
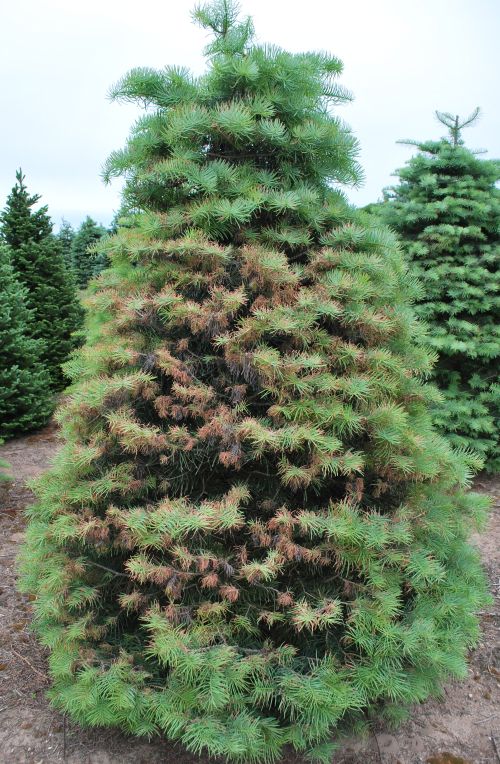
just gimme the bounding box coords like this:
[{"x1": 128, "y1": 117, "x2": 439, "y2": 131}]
[{"x1": 0, "y1": 426, "x2": 499, "y2": 764}]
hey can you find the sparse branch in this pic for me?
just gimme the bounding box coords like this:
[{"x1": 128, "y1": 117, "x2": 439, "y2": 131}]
[{"x1": 435, "y1": 106, "x2": 481, "y2": 145}]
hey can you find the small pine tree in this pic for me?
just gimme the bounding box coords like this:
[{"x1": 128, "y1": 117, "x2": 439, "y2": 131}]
[
  {"x1": 57, "y1": 219, "x2": 76, "y2": 271},
  {"x1": 0, "y1": 171, "x2": 83, "y2": 390},
  {"x1": 0, "y1": 244, "x2": 53, "y2": 437},
  {"x1": 20, "y1": 5, "x2": 490, "y2": 762},
  {"x1": 381, "y1": 110, "x2": 500, "y2": 470},
  {"x1": 71, "y1": 216, "x2": 108, "y2": 288}
]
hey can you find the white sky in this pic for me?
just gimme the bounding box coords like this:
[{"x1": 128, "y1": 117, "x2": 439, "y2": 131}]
[{"x1": 1, "y1": 0, "x2": 498, "y2": 229}]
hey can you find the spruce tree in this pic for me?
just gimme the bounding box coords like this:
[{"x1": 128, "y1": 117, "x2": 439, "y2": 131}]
[
  {"x1": 0, "y1": 171, "x2": 83, "y2": 390},
  {"x1": 57, "y1": 219, "x2": 76, "y2": 271},
  {"x1": 71, "y1": 216, "x2": 108, "y2": 288},
  {"x1": 20, "y1": 5, "x2": 489, "y2": 762},
  {"x1": 0, "y1": 244, "x2": 53, "y2": 437},
  {"x1": 381, "y1": 110, "x2": 500, "y2": 470}
]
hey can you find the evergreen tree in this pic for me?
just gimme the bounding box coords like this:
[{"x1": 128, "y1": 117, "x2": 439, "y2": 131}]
[
  {"x1": 71, "y1": 216, "x2": 108, "y2": 288},
  {"x1": 0, "y1": 170, "x2": 83, "y2": 390},
  {"x1": 381, "y1": 110, "x2": 500, "y2": 470},
  {"x1": 57, "y1": 219, "x2": 76, "y2": 271},
  {"x1": 108, "y1": 203, "x2": 138, "y2": 235},
  {"x1": 0, "y1": 244, "x2": 53, "y2": 437},
  {"x1": 20, "y1": 5, "x2": 489, "y2": 762}
]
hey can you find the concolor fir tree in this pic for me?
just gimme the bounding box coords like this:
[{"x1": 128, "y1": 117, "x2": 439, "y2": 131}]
[
  {"x1": 20, "y1": 5, "x2": 489, "y2": 762},
  {"x1": 0, "y1": 171, "x2": 83, "y2": 390},
  {"x1": 0, "y1": 244, "x2": 53, "y2": 437},
  {"x1": 381, "y1": 110, "x2": 500, "y2": 470}
]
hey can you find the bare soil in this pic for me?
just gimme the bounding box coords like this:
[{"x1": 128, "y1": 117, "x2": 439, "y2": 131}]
[{"x1": 0, "y1": 425, "x2": 499, "y2": 764}]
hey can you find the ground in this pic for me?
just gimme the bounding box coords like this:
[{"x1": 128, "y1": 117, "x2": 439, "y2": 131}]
[{"x1": 0, "y1": 426, "x2": 499, "y2": 764}]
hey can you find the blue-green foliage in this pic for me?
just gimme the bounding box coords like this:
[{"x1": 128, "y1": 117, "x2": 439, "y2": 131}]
[
  {"x1": 57, "y1": 219, "x2": 76, "y2": 271},
  {"x1": 70, "y1": 216, "x2": 109, "y2": 289}
]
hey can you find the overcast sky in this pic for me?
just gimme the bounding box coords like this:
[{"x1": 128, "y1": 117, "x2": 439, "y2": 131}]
[{"x1": 1, "y1": 0, "x2": 498, "y2": 230}]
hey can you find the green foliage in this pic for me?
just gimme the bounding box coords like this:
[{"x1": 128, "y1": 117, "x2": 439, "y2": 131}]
[
  {"x1": 20, "y1": 4, "x2": 490, "y2": 762},
  {"x1": 108, "y1": 204, "x2": 138, "y2": 235},
  {"x1": 0, "y1": 170, "x2": 83, "y2": 390},
  {"x1": 435, "y1": 106, "x2": 480, "y2": 147},
  {"x1": 379, "y1": 111, "x2": 500, "y2": 470},
  {"x1": 71, "y1": 216, "x2": 108, "y2": 288},
  {"x1": 57, "y1": 219, "x2": 76, "y2": 271},
  {"x1": 0, "y1": 244, "x2": 53, "y2": 437},
  {"x1": 0, "y1": 440, "x2": 13, "y2": 482},
  {"x1": 0, "y1": 459, "x2": 11, "y2": 482}
]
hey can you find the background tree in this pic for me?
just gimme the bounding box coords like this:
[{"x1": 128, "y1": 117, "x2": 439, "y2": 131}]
[
  {"x1": 71, "y1": 216, "x2": 108, "y2": 288},
  {"x1": 108, "y1": 203, "x2": 139, "y2": 235},
  {"x1": 57, "y1": 219, "x2": 76, "y2": 271},
  {"x1": 380, "y1": 110, "x2": 500, "y2": 470},
  {"x1": 0, "y1": 171, "x2": 83, "y2": 390},
  {"x1": 20, "y1": 4, "x2": 489, "y2": 762},
  {"x1": 0, "y1": 243, "x2": 53, "y2": 437}
]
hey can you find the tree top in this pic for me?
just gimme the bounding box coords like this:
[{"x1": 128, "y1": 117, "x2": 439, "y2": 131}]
[
  {"x1": 435, "y1": 107, "x2": 480, "y2": 146},
  {"x1": 192, "y1": 0, "x2": 254, "y2": 56}
]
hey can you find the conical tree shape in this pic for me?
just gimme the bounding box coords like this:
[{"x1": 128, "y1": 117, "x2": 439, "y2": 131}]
[
  {"x1": 71, "y1": 216, "x2": 108, "y2": 288},
  {"x1": 1, "y1": 169, "x2": 52, "y2": 246},
  {"x1": 20, "y1": 5, "x2": 489, "y2": 762},
  {"x1": 381, "y1": 111, "x2": 500, "y2": 470},
  {"x1": 0, "y1": 171, "x2": 83, "y2": 390},
  {"x1": 0, "y1": 244, "x2": 53, "y2": 437}
]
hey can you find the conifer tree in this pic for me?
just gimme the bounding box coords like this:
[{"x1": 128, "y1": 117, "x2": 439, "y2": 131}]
[
  {"x1": 381, "y1": 110, "x2": 500, "y2": 470},
  {"x1": 71, "y1": 216, "x2": 108, "y2": 288},
  {"x1": 57, "y1": 219, "x2": 76, "y2": 271},
  {"x1": 0, "y1": 244, "x2": 53, "y2": 437},
  {"x1": 20, "y1": 5, "x2": 490, "y2": 762},
  {"x1": 108, "y1": 203, "x2": 138, "y2": 235},
  {"x1": 0, "y1": 171, "x2": 83, "y2": 390}
]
